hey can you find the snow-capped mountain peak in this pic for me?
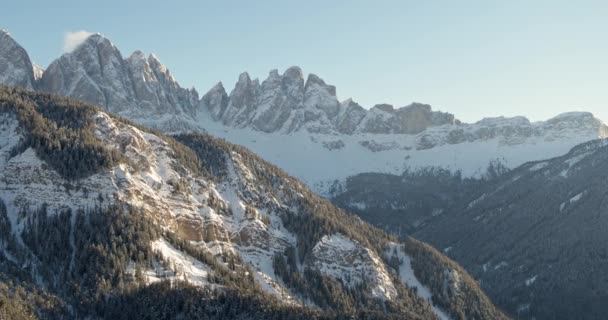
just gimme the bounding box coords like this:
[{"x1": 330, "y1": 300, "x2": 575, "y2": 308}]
[
  {"x1": 199, "y1": 81, "x2": 229, "y2": 121},
  {"x1": 127, "y1": 49, "x2": 146, "y2": 61},
  {"x1": 84, "y1": 32, "x2": 114, "y2": 47},
  {"x1": 36, "y1": 32, "x2": 200, "y2": 131}
]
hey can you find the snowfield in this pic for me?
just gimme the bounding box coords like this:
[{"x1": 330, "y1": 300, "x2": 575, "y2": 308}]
[{"x1": 140, "y1": 109, "x2": 608, "y2": 196}]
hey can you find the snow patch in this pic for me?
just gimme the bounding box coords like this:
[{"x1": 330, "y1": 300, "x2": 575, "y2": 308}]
[
  {"x1": 525, "y1": 275, "x2": 538, "y2": 286},
  {"x1": 561, "y1": 192, "x2": 585, "y2": 212},
  {"x1": 387, "y1": 243, "x2": 451, "y2": 320},
  {"x1": 467, "y1": 193, "x2": 487, "y2": 209},
  {"x1": 151, "y1": 238, "x2": 212, "y2": 286},
  {"x1": 348, "y1": 201, "x2": 367, "y2": 210},
  {"x1": 482, "y1": 262, "x2": 490, "y2": 272},
  {"x1": 570, "y1": 192, "x2": 583, "y2": 203},
  {"x1": 529, "y1": 162, "x2": 548, "y2": 171}
]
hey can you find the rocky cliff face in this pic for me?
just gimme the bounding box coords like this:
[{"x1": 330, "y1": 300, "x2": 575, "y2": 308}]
[
  {"x1": 0, "y1": 30, "x2": 36, "y2": 90},
  {"x1": 356, "y1": 102, "x2": 457, "y2": 134},
  {"x1": 0, "y1": 31, "x2": 456, "y2": 135},
  {"x1": 201, "y1": 67, "x2": 455, "y2": 135},
  {"x1": 200, "y1": 67, "x2": 347, "y2": 134},
  {"x1": 38, "y1": 33, "x2": 199, "y2": 123}
]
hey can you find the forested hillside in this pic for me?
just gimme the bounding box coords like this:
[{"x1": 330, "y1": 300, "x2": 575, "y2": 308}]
[
  {"x1": 333, "y1": 138, "x2": 608, "y2": 319},
  {"x1": 0, "y1": 86, "x2": 507, "y2": 319}
]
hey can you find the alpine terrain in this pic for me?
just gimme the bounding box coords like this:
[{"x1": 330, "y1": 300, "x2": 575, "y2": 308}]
[
  {"x1": 1, "y1": 28, "x2": 606, "y2": 320},
  {"x1": 0, "y1": 86, "x2": 508, "y2": 319},
  {"x1": 1, "y1": 30, "x2": 606, "y2": 195},
  {"x1": 413, "y1": 139, "x2": 608, "y2": 320},
  {"x1": 332, "y1": 137, "x2": 608, "y2": 320}
]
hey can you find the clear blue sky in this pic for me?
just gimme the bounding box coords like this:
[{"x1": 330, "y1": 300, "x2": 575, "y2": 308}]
[{"x1": 3, "y1": 0, "x2": 608, "y2": 123}]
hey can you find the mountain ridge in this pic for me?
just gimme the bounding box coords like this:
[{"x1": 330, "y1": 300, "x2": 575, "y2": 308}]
[
  {"x1": 330, "y1": 137, "x2": 608, "y2": 319},
  {"x1": 6, "y1": 30, "x2": 602, "y2": 134},
  {"x1": 1, "y1": 30, "x2": 606, "y2": 195},
  {"x1": 415, "y1": 137, "x2": 608, "y2": 319}
]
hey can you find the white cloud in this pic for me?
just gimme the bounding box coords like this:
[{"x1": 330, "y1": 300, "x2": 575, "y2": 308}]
[{"x1": 63, "y1": 30, "x2": 93, "y2": 53}]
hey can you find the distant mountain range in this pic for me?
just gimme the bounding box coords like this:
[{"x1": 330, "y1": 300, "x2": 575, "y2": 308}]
[{"x1": 1, "y1": 29, "x2": 606, "y2": 195}]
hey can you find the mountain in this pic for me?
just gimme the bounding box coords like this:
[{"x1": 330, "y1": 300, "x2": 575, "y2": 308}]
[
  {"x1": 332, "y1": 138, "x2": 608, "y2": 319},
  {"x1": 200, "y1": 110, "x2": 607, "y2": 195},
  {"x1": 412, "y1": 138, "x2": 608, "y2": 320},
  {"x1": 4, "y1": 28, "x2": 608, "y2": 320},
  {"x1": 0, "y1": 86, "x2": 507, "y2": 319},
  {"x1": 199, "y1": 67, "x2": 456, "y2": 135},
  {"x1": 38, "y1": 33, "x2": 200, "y2": 130},
  {"x1": 0, "y1": 30, "x2": 36, "y2": 90},
  {"x1": 36, "y1": 33, "x2": 456, "y2": 136},
  {"x1": 2, "y1": 31, "x2": 605, "y2": 195}
]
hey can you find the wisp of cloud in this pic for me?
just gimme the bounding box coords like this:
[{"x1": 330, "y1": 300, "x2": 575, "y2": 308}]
[{"x1": 63, "y1": 30, "x2": 92, "y2": 53}]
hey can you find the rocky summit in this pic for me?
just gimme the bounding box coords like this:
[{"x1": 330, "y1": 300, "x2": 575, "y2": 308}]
[
  {"x1": 38, "y1": 34, "x2": 199, "y2": 124},
  {"x1": 0, "y1": 31, "x2": 455, "y2": 135}
]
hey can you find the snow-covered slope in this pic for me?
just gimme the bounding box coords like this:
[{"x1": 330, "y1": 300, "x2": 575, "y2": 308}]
[
  {"x1": 190, "y1": 109, "x2": 607, "y2": 195},
  {"x1": 0, "y1": 88, "x2": 507, "y2": 319},
  {"x1": 0, "y1": 106, "x2": 294, "y2": 299},
  {"x1": 148, "y1": 238, "x2": 212, "y2": 285},
  {"x1": 387, "y1": 242, "x2": 451, "y2": 320}
]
